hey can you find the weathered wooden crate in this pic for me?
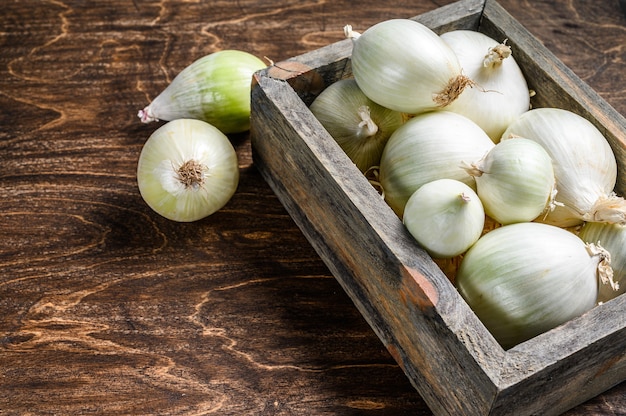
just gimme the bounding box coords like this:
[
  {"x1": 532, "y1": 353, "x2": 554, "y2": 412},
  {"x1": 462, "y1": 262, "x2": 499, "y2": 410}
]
[{"x1": 249, "y1": 0, "x2": 626, "y2": 414}]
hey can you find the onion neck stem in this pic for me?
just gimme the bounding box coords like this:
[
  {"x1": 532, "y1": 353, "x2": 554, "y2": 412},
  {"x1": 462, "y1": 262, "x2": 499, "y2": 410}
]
[
  {"x1": 483, "y1": 41, "x2": 511, "y2": 68},
  {"x1": 356, "y1": 105, "x2": 378, "y2": 139}
]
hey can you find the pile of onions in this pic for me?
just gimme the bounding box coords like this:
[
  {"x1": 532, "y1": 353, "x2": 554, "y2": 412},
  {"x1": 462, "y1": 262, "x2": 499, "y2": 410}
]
[{"x1": 319, "y1": 19, "x2": 626, "y2": 348}]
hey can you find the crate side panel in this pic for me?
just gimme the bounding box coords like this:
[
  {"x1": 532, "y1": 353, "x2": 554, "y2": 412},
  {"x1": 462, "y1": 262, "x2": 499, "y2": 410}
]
[
  {"x1": 250, "y1": 74, "x2": 500, "y2": 416},
  {"x1": 492, "y1": 296, "x2": 626, "y2": 416}
]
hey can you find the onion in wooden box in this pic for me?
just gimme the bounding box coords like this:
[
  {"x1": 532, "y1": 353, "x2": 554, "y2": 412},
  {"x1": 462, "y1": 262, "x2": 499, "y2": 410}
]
[{"x1": 249, "y1": 0, "x2": 626, "y2": 415}]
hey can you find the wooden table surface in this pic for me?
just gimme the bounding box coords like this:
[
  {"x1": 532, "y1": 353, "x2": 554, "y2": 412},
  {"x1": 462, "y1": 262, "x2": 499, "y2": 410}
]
[{"x1": 1, "y1": 0, "x2": 625, "y2": 414}]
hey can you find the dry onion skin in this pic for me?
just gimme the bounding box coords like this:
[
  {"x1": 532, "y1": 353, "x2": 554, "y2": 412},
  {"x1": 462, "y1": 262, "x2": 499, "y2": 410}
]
[
  {"x1": 456, "y1": 222, "x2": 608, "y2": 349},
  {"x1": 137, "y1": 119, "x2": 239, "y2": 222},
  {"x1": 309, "y1": 78, "x2": 404, "y2": 173},
  {"x1": 345, "y1": 19, "x2": 472, "y2": 114}
]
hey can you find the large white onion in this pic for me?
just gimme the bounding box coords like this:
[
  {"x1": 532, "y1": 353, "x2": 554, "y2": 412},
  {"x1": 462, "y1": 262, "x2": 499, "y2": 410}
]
[
  {"x1": 440, "y1": 30, "x2": 530, "y2": 142},
  {"x1": 345, "y1": 19, "x2": 472, "y2": 114},
  {"x1": 379, "y1": 111, "x2": 494, "y2": 218},
  {"x1": 456, "y1": 222, "x2": 608, "y2": 349},
  {"x1": 502, "y1": 108, "x2": 625, "y2": 227}
]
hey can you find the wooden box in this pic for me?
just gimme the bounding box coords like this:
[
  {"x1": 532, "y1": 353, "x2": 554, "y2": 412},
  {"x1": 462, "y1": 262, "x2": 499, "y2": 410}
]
[{"x1": 249, "y1": 0, "x2": 626, "y2": 414}]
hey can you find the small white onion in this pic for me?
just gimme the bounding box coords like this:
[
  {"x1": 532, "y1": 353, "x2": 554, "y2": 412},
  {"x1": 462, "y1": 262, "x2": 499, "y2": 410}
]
[
  {"x1": 137, "y1": 119, "x2": 239, "y2": 222},
  {"x1": 502, "y1": 107, "x2": 625, "y2": 227},
  {"x1": 345, "y1": 20, "x2": 472, "y2": 114},
  {"x1": 456, "y1": 222, "x2": 608, "y2": 349},
  {"x1": 579, "y1": 221, "x2": 624, "y2": 303},
  {"x1": 441, "y1": 30, "x2": 530, "y2": 142},
  {"x1": 309, "y1": 78, "x2": 404, "y2": 172},
  {"x1": 379, "y1": 111, "x2": 495, "y2": 218},
  {"x1": 463, "y1": 137, "x2": 556, "y2": 225},
  {"x1": 403, "y1": 179, "x2": 485, "y2": 259}
]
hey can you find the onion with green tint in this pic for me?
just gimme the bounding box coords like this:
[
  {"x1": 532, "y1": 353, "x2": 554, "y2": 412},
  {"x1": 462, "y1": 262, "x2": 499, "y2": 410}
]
[
  {"x1": 309, "y1": 78, "x2": 404, "y2": 173},
  {"x1": 456, "y1": 222, "x2": 610, "y2": 349},
  {"x1": 403, "y1": 179, "x2": 485, "y2": 259},
  {"x1": 138, "y1": 50, "x2": 266, "y2": 134}
]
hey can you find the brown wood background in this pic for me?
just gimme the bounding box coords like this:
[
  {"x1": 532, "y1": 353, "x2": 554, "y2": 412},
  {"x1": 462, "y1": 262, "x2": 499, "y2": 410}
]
[{"x1": 1, "y1": 0, "x2": 624, "y2": 414}]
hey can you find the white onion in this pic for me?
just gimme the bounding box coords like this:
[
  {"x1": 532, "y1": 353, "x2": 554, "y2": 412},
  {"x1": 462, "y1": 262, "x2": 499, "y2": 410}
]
[
  {"x1": 137, "y1": 119, "x2": 239, "y2": 222},
  {"x1": 379, "y1": 111, "x2": 494, "y2": 218},
  {"x1": 440, "y1": 30, "x2": 530, "y2": 142},
  {"x1": 579, "y1": 221, "x2": 624, "y2": 303},
  {"x1": 403, "y1": 179, "x2": 485, "y2": 259},
  {"x1": 456, "y1": 222, "x2": 608, "y2": 349},
  {"x1": 138, "y1": 50, "x2": 266, "y2": 134},
  {"x1": 345, "y1": 20, "x2": 472, "y2": 114},
  {"x1": 502, "y1": 107, "x2": 625, "y2": 227},
  {"x1": 309, "y1": 78, "x2": 404, "y2": 172},
  {"x1": 463, "y1": 137, "x2": 556, "y2": 225}
]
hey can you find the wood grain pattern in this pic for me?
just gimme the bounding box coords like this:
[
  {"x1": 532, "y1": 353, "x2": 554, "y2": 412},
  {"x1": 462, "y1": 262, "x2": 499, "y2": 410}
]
[{"x1": 0, "y1": 0, "x2": 624, "y2": 414}]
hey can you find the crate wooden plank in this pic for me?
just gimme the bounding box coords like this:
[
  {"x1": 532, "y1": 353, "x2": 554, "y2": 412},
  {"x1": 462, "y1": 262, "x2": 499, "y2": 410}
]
[{"x1": 250, "y1": 0, "x2": 626, "y2": 414}]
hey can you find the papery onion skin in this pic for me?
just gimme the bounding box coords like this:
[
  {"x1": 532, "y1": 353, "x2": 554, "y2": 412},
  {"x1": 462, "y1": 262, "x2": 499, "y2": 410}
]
[
  {"x1": 456, "y1": 222, "x2": 600, "y2": 349},
  {"x1": 138, "y1": 50, "x2": 266, "y2": 134},
  {"x1": 403, "y1": 179, "x2": 485, "y2": 259},
  {"x1": 465, "y1": 137, "x2": 556, "y2": 225},
  {"x1": 379, "y1": 111, "x2": 495, "y2": 218},
  {"x1": 502, "y1": 108, "x2": 621, "y2": 227},
  {"x1": 579, "y1": 221, "x2": 625, "y2": 303},
  {"x1": 309, "y1": 78, "x2": 404, "y2": 172},
  {"x1": 347, "y1": 19, "x2": 471, "y2": 114},
  {"x1": 441, "y1": 30, "x2": 530, "y2": 142},
  {"x1": 137, "y1": 119, "x2": 239, "y2": 222}
]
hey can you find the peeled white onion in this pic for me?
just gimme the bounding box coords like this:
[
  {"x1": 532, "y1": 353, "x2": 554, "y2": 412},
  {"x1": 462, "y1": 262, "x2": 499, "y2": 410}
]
[
  {"x1": 463, "y1": 137, "x2": 556, "y2": 225},
  {"x1": 456, "y1": 222, "x2": 608, "y2": 349},
  {"x1": 309, "y1": 78, "x2": 404, "y2": 172},
  {"x1": 403, "y1": 179, "x2": 485, "y2": 259},
  {"x1": 345, "y1": 19, "x2": 472, "y2": 114},
  {"x1": 441, "y1": 30, "x2": 530, "y2": 142},
  {"x1": 502, "y1": 107, "x2": 625, "y2": 227},
  {"x1": 379, "y1": 111, "x2": 495, "y2": 218},
  {"x1": 137, "y1": 119, "x2": 239, "y2": 222}
]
